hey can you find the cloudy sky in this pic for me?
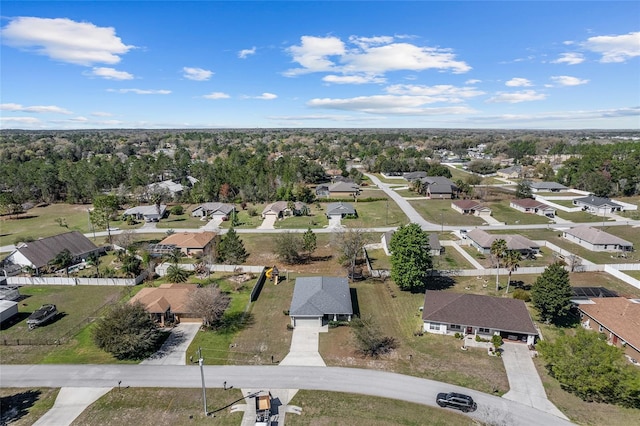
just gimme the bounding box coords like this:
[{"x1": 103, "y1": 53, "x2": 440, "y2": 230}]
[{"x1": 1, "y1": 1, "x2": 639, "y2": 129}]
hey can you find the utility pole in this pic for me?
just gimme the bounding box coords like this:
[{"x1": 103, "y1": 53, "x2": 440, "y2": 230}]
[{"x1": 198, "y1": 347, "x2": 207, "y2": 416}]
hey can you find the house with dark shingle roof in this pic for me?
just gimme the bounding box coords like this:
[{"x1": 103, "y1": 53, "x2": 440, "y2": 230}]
[
  {"x1": 326, "y1": 181, "x2": 360, "y2": 198},
  {"x1": 191, "y1": 202, "x2": 235, "y2": 219},
  {"x1": 466, "y1": 229, "x2": 540, "y2": 255},
  {"x1": 573, "y1": 196, "x2": 624, "y2": 214},
  {"x1": 419, "y1": 176, "x2": 457, "y2": 199},
  {"x1": 451, "y1": 200, "x2": 492, "y2": 217},
  {"x1": 563, "y1": 226, "x2": 633, "y2": 252},
  {"x1": 3, "y1": 231, "x2": 104, "y2": 273},
  {"x1": 123, "y1": 204, "x2": 167, "y2": 222},
  {"x1": 326, "y1": 202, "x2": 356, "y2": 218},
  {"x1": 530, "y1": 181, "x2": 568, "y2": 193},
  {"x1": 509, "y1": 198, "x2": 556, "y2": 217},
  {"x1": 403, "y1": 171, "x2": 428, "y2": 182},
  {"x1": 422, "y1": 291, "x2": 538, "y2": 345},
  {"x1": 578, "y1": 297, "x2": 640, "y2": 360},
  {"x1": 496, "y1": 165, "x2": 522, "y2": 179},
  {"x1": 289, "y1": 276, "x2": 353, "y2": 327},
  {"x1": 261, "y1": 201, "x2": 308, "y2": 219}
]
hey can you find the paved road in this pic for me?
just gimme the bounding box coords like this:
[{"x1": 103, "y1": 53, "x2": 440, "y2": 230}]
[{"x1": 1, "y1": 364, "x2": 573, "y2": 426}]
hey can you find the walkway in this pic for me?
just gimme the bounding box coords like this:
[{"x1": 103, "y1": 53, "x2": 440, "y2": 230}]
[
  {"x1": 257, "y1": 215, "x2": 276, "y2": 230},
  {"x1": 141, "y1": 323, "x2": 201, "y2": 366},
  {"x1": 33, "y1": 387, "x2": 111, "y2": 426},
  {"x1": 279, "y1": 324, "x2": 327, "y2": 367},
  {"x1": 444, "y1": 241, "x2": 485, "y2": 269},
  {"x1": 501, "y1": 342, "x2": 569, "y2": 420}
]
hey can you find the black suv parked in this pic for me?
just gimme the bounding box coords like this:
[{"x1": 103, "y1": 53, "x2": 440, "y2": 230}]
[{"x1": 436, "y1": 392, "x2": 477, "y2": 412}]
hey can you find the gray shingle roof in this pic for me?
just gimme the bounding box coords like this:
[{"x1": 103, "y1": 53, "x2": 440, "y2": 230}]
[
  {"x1": 530, "y1": 182, "x2": 568, "y2": 191},
  {"x1": 194, "y1": 202, "x2": 235, "y2": 215},
  {"x1": 564, "y1": 226, "x2": 632, "y2": 246},
  {"x1": 290, "y1": 276, "x2": 353, "y2": 316},
  {"x1": 574, "y1": 196, "x2": 622, "y2": 208},
  {"x1": 422, "y1": 291, "x2": 538, "y2": 335},
  {"x1": 326, "y1": 202, "x2": 356, "y2": 216},
  {"x1": 428, "y1": 233, "x2": 441, "y2": 251},
  {"x1": 12, "y1": 231, "x2": 99, "y2": 269}
]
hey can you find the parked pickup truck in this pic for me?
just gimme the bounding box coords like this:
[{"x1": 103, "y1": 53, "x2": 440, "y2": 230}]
[
  {"x1": 255, "y1": 392, "x2": 272, "y2": 426},
  {"x1": 27, "y1": 304, "x2": 58, "y2": 330}
]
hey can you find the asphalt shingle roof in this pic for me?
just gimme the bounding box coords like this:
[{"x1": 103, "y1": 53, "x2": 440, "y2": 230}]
[
  {"x1": 290, "y1": 276, "x2": 353, "y2": 316},
  {"x1": 579, "y1": 298, "x2": 640, "y2": 352},
  {"x1": 564, "y1": 226, "x2": 632, "y2": 246},
  {"x1": 422, "y1": 291, "x2": 538, "y2": 335},
  {"x1": 574, "y1": 196, "x2": 622, "y2": 208},
  {"x1": 13, "y1": 231, "x2": 99, "y2": 269},
  {"x1": 326, "y1": 202, "x2": 356, "y2": 216}
]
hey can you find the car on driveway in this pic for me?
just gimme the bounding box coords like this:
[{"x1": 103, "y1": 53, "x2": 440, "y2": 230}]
[{"x1": 436, "y1": 392, "x2": 477, "y2": 412}]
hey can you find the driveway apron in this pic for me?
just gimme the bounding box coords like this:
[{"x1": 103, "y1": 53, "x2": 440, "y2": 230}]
[
  {"x1": 501, "y1": 342, "x2": 569, "y2": 420},
  {"x1": 33, "y1": 387, "x2": 111, "y2": 426},
  {"x1": 141, "y1": 323, "x2": 201, "y2": 365}
]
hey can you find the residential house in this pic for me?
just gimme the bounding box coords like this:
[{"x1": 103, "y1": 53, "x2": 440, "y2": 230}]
[
  {"x1": 573, "y1": 196, "x2": 624, "y2": 215},
  {"x1": 562, "y1": 226, "x2": 633, "y2": 252},
  {"x1": 578, "y1": 297, "x2": 640, "y2": 360},
  {"x1": 315, "y1": 184, "x2": 330, "y2": 197},
  {"x1": 191, "y1": 202, "x2": 235, "y2": 220},
  {"x1": 466, "y1": 229, "x2": 540, "y2": 256},
  {"x1": 129, "y1": 283, "x2": 200, "y2": 326},
  {"x1": 289, "y1": 276, "x2": 353, "y2": 327},
  {"x1": 3, "y1": 231, "x2": 104, "y2": 273},
  {"x1": 158, "y1": 232, "x2": 216, "y2": 257},
  {"x1": 422, "y1": 291, "x2": 538, "y2": 345},
  {"x1": 325, "y1": 202, "x2": 357, "y2": 219},
  {"x1": 147, "y1": 180, "x2": 184, "y2": 197},
  {"x1": 496, "y1": 165, "x2": 522, "y2": 179},
  {"x1": 123, "y1": 204, "x2": 167, "y2": 222},
  {"x1": 261, "y1": 201, "x2": 309, "y2": 219},
  {"x1": 403, "y1": 171, "x2": 428, "y2": 182},
  {"x1": 328, "y1": 181, "x2": 361, "y2": 198},
  {"x1": 381, "y1": 231, "x2": 442, "y2": 256},
  {"x1": 451, "y1": 200, "x2": 492, "y2": 217},
  {"x1": 530, "y1": 181, "x2": 568, "y2": 193},
  {"x1": 419, "y1": 176, "x2": 457, "y2": 199},
  {"x1": 509, "y1": 198, "x2": 556, "y2": 217}
]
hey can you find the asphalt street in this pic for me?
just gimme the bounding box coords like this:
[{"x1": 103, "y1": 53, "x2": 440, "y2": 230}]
[{"x1": 1, "y1": 364, "x2": 573, "y2": 426}]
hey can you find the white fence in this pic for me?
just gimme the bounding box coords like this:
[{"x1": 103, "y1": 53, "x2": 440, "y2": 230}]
[
  {"x1": 154, "y1": 263, "x2": 265, "y2": 276},
  {"x1": 604, "y1": 265, "x2": 640, "y2": 290},
  {"x1": 6, "y1": 271, "x2": 146, "y2": 287}
]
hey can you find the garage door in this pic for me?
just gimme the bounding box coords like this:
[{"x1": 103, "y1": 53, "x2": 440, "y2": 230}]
[{"x1": 293, "y1": 317, "x2": 322, "y2": 328}]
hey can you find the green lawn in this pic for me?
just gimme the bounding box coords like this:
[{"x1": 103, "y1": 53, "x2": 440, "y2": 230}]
[
  {"x1": 365, "y1": 247, "x2": 391, "y2": 270},
  {"x1": 556, "y1": 210, "x2": 607, "y2": 223},
  {"x1": 346, "y1": 198, "x2": 408, "y2": 228},
  {"x1": 0, "y1": 388, "x2": 60, "y2": 426},
  {"x1": 408, "y1": 199, "x2": 486, "y2": 226},
  {"x1": 485, "y1": 201, "x2": 552, "y2": 225},
  {"x1": 432, "y1": 247, "x2": 476, "y2": 270}
]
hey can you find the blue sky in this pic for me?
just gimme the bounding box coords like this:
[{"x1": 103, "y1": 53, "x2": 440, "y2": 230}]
[{"x1": 1, "y1": 1, "x2": 639, "y2": 130}]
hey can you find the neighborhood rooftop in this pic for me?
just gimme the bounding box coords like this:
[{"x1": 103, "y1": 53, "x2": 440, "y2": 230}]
[
  {"x1": 574, "y1": 196, "x2": 622, "y2": 208},
  {"x1": 564, "y1": 226, "x2": 632, "y2": 246},
  {"x1": 9, "y1": 231, "x2": 99, "y2": 269},
  {"x1": 579, "y1": 297, "x2": 640, "y2": 354},
  {"x1": 289, "y1": 276, "x2": 353, "y2": 317}
]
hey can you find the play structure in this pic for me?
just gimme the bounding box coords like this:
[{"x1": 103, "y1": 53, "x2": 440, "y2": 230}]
[{"x1": 265, "y1": 266, "x2": 280, "y2": 285}]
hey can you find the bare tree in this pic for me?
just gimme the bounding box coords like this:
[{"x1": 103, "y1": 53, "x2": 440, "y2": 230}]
[
  {"x1": 113, "y1": 229, "x2": 136, "y2": 251},
  {"x1": 332, "y1": 227, "x2": 370, "y2": 279},
  {"x1": 565, "y1": 254, "x2": 582, "y2": 272},
  {"x1": 186, "y1": 285, "x2": 230, "y2": 327}
]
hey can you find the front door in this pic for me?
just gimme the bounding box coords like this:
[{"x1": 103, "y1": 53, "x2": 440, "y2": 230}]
[{"x1": 466, "y1": 327, "x2": 472, "y2": 334}]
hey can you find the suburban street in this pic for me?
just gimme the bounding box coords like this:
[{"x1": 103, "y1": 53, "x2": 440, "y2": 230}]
[{"x1": 1, "y1": 364, "x2": 573, "y2": 426}]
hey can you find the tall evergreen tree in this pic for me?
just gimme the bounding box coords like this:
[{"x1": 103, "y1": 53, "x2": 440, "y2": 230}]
[
  {"x1": 531, "y1": 262, "x2": 573, "y2": 324},
  {"x1": 389, "y1": 223, "x2": 433, "y2": 292},
  {"x1": 218, "y1": 226, "x2": 248, "y2": 264},
  {"x1": 302, "y1": 227, "x2": 317, "y2": 260}
]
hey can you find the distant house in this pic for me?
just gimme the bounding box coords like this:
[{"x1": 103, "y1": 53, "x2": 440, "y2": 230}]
[
  {"x1": 422, "y1": 291, "x2": 538, "y2": 345},
  {"x1": 129, "y1": 283, "x2": 200, "y2": 326},
  {"x1": 403, "y1": 171, "x2": 427, "y2": 182},
  {"x1": 509, "y1": 198, "x2": 556, "y2": 217},
  {"x1": 123, "y1": 204, "x2": 167, "y2": 222},
  {"x1": 466, "y1": 229, "x2": 540, "y2": 255},
  {"x1": 158, "y1": 232, "x2": 216, "y2": 257},
  {"x1": 419, "y1": 176, "x2": 457, "y2": 199},
  {"x1": 3, "y1": 231, "x2": 104, "y2": 273},
  {"x1": 329, "y1": 181, "x2": 360, "y2": 197},
  {"x1": 191, "y1": 202, "x2": 235, "y2": 220},
  {"x1": 326, "y1": 202, "x2": 357, "y2": 218},
  {"x1": 147, "y1": 180, "x2": 184, "y2": 197},
  {"x1": 563, "y1": 226, "x2": 633, "y2": 252},
  {"x1": 451, "y1": 200, "x2": 492, "y2": 217},
  {"x1": 261, "y1": 201, "x2": 308, "y2": 219},
  {"x1": 530, "y1": 181, "x2": 568, "y2": 193},
  {"x1": 381, "y1": 231, "x2": 442, "y2": 256},
  {"x1": 573, "y1": 196, "x2": 624, "y2": 215},
  {"x1": 496, "y1": 165, "x2": 522, "y2": 179},
  {"x1": 315, "y1": 184, "x2": 330, "y2": 197},
  {"x1": 289, "y1": 276, "x2": 353, "y2": 327},
  {"x1": 578, "y1": 297, "x2": 640, "y2": 360}
]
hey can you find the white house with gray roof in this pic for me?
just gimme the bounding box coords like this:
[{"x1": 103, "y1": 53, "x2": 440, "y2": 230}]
[
  {"x1": 573, "y1": 196, "x2": 624, "y2": 215},
  {"x1": 325, "y1": 202, "x2": 357, "y2": 218},
  {"x1": 563, "y1": 226, "x2": 633, "y2": 252},
  {"x1": 530, "y1": 182, "x2": 568, "y2": 192},
  {"x1": 191, "y1": 202, "x2": 235, "y2": 219},
  {"x1": 289, "y1": 276, "x2": 353, "y2": 327}
]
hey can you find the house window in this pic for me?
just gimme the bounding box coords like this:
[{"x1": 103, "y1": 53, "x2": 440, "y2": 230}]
[
  {"x1": 429, "y1": 322, "x2": 441, "y2": 331},
  {"x1": 478, "y1": 327, "x2": 490, "y2": 334},
  {"x1": 598, "y1": 325, "x2": 603, "y2": 332},
  {"x1": 449, "y1": 324, "x2": 461, "y2": 330}
]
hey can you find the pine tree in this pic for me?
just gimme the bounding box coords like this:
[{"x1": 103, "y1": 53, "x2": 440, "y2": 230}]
[
  {"x1": 218, "y1": 226, "x2": 248, "y2": 264},
  {"x1": 302, "y1": 227, "x2": 317, "y2": 260},
  {"x1": 531, "y1": 262, "x2": 573, "y2": 324},
  {"x1": 389, "y1": 223, "x2": 433, "y2": 291}
]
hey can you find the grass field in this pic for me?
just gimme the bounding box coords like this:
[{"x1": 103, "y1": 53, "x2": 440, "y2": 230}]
[
  {"x1": 348, "y1": 197, "x2": 408, "y2": 228},
  {"x1": 409, "y1": 199, "x2": 486, "y2": 227},
  {"x1": 0, "y1": 388, "x2": 60, "y2": 426}
]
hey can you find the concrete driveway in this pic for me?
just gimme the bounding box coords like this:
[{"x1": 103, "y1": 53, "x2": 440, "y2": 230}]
[
  {"x1": 33, "y1": 387, "x2": 111, "y2": 426},
  {"x1": 279, "y1": 324, "x2": 327, "y2": 367},
  {"x1": 257, "y1": 215, "x2": 277, "y2": 229},
  {"x1": 141, "y1": 323, "x2": 201, "y2": 366},
  {"x1": 501, "y1": 342, "x2": 569, "y2": 420}
]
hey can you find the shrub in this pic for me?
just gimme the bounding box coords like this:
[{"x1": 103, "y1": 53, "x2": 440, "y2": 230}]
[
  {"x1": 247, "y1": 207, "x2": 258, "y2": 217},
  {"x1": 170, "y1": 205, "x2": 184, "y2": 215},
  {"x1": 492, "y1": 334, "x2": 504, "y2": 347},
  {"x1": 512, "y1": 288, "x2": 531, "y2": 302},
  {"x1": 352, "y1": 316, "x2": 398, "y2": 357},
  {"x1": 454, "y1": 332, "x2": 462, "y2": 339}
]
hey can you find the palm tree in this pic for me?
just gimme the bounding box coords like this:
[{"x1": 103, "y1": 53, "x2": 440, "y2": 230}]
[
  {"x1": 490, "y1": 239, "x2": 507, "y2": 291},
  {"x1": 166, "y1": 264, "x2": 189, "y2": 283},
  {"x1": 504, "y1": 250, "x2": 522, "y2": 294},
  {"x1": 86, "y1": 252, "x2": 101, "y2": 277}
]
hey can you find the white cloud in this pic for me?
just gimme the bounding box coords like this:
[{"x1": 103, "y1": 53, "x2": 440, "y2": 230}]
[
  {"x1": 582, "y1": 31, "x2": 640, "y2": 63},
  {"x1": 254, "y1": 93, "x2": 277, "y2": 100},
  {"x1": 90, "y1": 67, "x2": 134, "y2": 80},
  {"x1": 285, "y1": 35, "x2": 471, "y2": 80},
  {"x1": 385, "y1": 84, "x2": 485, "y2": 102},
  {"x1": 238, "y1": 47, "x2": 256, "y2": 58},
  {"x1": 465, "y1": 79, "x2": 481, "y2": 84},
  {"x1": 322, "y1": 74, "x2": 385, "y2": 84},
  {"x1": 0, "y1": 17, "x2": 134, "y2": 66},
  {"x1": 0, "y1": 116, "x2": 41, "y2": 125},
  {"x1": 91, "y1": 111, "x2": 113, "y2": 117},
  {"x1": 70, "y1": 116, "x2": 89, "y2": 122},
  {"x1": 552, "y1": 52, "x2": 585, "y2": 65},
  {"x1": 505, "y1": 78, "x2": 532, "y2": 87},
  {"x1": 203, "y1": 92, "x2": 230, "y2": 99},
  {"x1": 0, "y1": 103, "x2": 72, "y2": 114},
  {"x1": 550, "y1": 75, "x2": 589, "y2": 86},
  {"x1": 183, "y1": 67, "x2": 213, "y2": 81},
  {"x1": 108, "y1": 89, "x2": 171, "y2": 95},
  {"x1": 307, "y1": 95, "x2": 476, "y2": 115},
  {"x1": 487, "y1": 90, "x2": 547, "y2": 103}
]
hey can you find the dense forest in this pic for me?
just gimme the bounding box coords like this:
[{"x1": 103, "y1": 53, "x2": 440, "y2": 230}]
[{"x1": 0, "y1": 129, "x2": 639, "y2": 209}]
